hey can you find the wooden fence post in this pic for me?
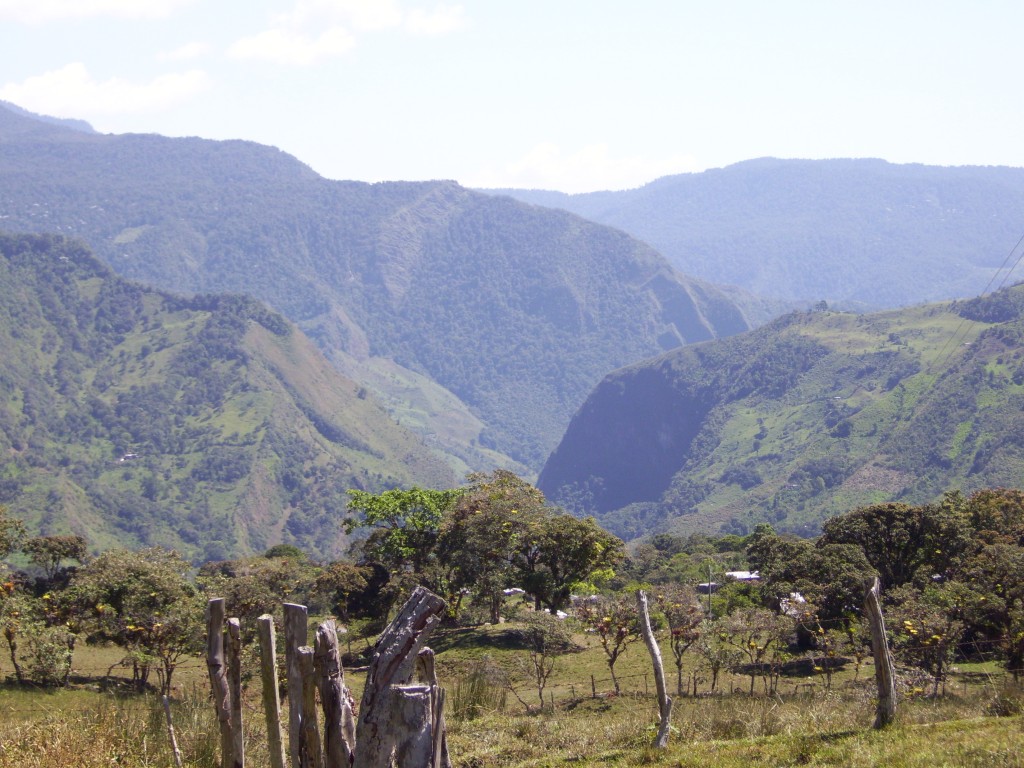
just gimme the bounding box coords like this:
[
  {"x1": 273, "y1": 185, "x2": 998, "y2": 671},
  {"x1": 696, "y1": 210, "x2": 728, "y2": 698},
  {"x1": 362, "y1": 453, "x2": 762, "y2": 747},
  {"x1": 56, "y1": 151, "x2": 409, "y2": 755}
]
[
  {"x1": 636, "y1": 590, "x2": 673, "y2": 748},
  {"x1": 206, "y1": 598, "x2": 235, "y2": 768},
  {"x1": 353, "y1": 586, "x2": 449, "y2": 768},
  {"x1": 283, "y1": 603, "x2": 308, "y2": 768},
  {"x1": 257, "y1": 614, "x2": 288, "y2": 768},
  {"x1": 298, "y1": 647, "x2": 324, "y2": 768},
  {"x1": 227, "y1": 618, "x2": 245, "y2": 767},
  {"x1": 864, "y1": 576, "x2": 897, "y2": 728},
  {"x1": 162, "y1": 695, "x2": 183, "y2": 768},
  {"x1": 314, "y1": 620, "x2": 356, "y2": 767}
]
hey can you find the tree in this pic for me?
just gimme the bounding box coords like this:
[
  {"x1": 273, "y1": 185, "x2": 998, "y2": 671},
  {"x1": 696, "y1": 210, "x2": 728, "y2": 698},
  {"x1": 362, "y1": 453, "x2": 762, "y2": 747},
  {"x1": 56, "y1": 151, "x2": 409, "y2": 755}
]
[
  {"x1": 436, "y1": 471, "x2": 546, "y2": 623},
  {"x1": 67, "y1": 547, "x2": 202, "y2": 694},
  {"x1": 345, "y1": 486, "x2": 463, "y2": 611},
  {"x1": 0, "y1": 505, "x2": 26, "y2": 560},
  {"x1": 694, "y1": 619, "x2": 741, "y2": 695},
  {"x1": 576, "y1": 593, "x2": 639, "y2": 694},
  {"x1": 889, "y1": 582, "x2": 969, "y2": 697},
  {"x1": 22, "y1": 534, "x2": 88, "y2": 583},
  {"x1": 965, "y1": 487, "x2": 1024, "y2": 546},
  {"x1": 510, "y1": 611, "x2": 574, "y2": 710},
  {"x1": 819, "y1": 499, "x2": 972, "y2": 588},
  {"x1": 959, "y1": 542, "x2": 1024, "y2": 680},
  {"x1": 656, "y1": 584, "x2": 704, "y2": 696},
  {"x1": 516, "y1": 512, "x2": 624, "y2": 612},
  {"x1": 724, "y1": 606, "x2": 790, "y2": 695}
]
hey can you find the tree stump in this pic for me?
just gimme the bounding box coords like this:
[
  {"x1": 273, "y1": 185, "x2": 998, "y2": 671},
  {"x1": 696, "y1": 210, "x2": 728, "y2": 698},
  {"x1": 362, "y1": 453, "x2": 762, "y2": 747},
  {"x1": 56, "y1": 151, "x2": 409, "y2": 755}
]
[{"x1": 353, "y1": 586, "x2": 451, "y2": 768}]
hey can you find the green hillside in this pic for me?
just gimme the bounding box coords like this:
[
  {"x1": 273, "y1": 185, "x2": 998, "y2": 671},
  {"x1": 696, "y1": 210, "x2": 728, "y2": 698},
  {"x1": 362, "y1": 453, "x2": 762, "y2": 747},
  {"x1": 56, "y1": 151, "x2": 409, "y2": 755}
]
[
  {"x1": 486, "y1": 158, "x2": 1024, "y2": 308},
  {"x1": 539, "y1": 284, "x2": 1024, "y2": 539},
  {"x1": 0, "y1": 103, "x2": 755, "y2": 470},
  {"x1": 0, "y1": 232, "x2": 454, "y2": 560}
]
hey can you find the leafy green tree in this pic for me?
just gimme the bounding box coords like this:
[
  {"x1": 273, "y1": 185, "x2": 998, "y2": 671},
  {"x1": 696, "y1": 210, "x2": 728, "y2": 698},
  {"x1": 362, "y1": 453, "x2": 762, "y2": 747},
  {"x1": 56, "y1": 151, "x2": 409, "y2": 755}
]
[
  {"x1": 819, "y1": 499, "x2": 972, "y2": 588},
  {"x1": 345, "y1": 486, "x2": 463, "y2": 611},
  {"x1": 437, "y1": 471, "x2": 545, "y2": 622},
  {"x1": 516, "y1": 512, "x2": 624, "y2": 612},
  {"x1": 197, "y1": 552, "x2": 320, "y2": 632},
  {"x1": 67, "y1": 547, "x2": 202, "y2": 694},
  {"x1": 22, "y1": 534, "x2": 88, "y2": 583},
  {"x1": 0, "y1": 505, "x2": 26, "y2": 560},
  {"x1": 965, "y1": 487, "x2": 1024, "y2": 545},
  {"x1": 0, "y1": 590, "x2": 75, "y2": 686},
  {"x1": 889, "y1": 582, "x2": 970, "y2": 696},
  {"x1": 959, "y1": 542, "x2": 1024, "y2": 680}
]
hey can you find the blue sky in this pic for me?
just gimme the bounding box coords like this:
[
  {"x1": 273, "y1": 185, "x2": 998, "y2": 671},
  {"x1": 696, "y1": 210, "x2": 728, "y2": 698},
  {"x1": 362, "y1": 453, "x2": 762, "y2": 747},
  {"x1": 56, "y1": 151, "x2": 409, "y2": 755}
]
[{"x1": 2, "y1": 0, "x2": 1023, "y2": 193}]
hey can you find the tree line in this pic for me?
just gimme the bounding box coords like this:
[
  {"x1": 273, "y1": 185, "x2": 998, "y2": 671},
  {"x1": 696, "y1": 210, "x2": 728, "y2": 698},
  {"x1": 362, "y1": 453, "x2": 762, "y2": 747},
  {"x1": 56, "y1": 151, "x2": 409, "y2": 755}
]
[{"x1": 1, "y1": 479, "x2": 1023, "y2": 703}]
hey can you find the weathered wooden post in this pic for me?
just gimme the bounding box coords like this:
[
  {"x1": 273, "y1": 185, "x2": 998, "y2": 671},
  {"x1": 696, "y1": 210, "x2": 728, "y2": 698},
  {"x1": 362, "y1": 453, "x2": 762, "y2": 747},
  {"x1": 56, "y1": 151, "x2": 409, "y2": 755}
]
[
  {"x1": 636, "y1": 590, "x2": 673, "y2": 748},
  {"x1": 864, "y1": 576, "x2": 897, "y2": 728},
  {"x1": 284, "y1": 603, "x2": 308, "y2": 768},
  {"x1": 314, "y1": 620, "x2": 356, "y2": 767},
  {"x1": 206, "y1": 598, "x2": 236, "y2": 768},
  {"x1": 353, "y1": 586, "x2": 450, "y2": 768},
  {"x1": 162, "y1": 695, "x2": 184, "y2": 768},
  {"x1": 298, "y1": 647, "x2": 324, "y2": 768},
  {"x1": 227, "y1": 618, "x2": 245, "y2": 767},
  {"x1": 257, "y1": 614, "x2": 288, "y2": 768}
]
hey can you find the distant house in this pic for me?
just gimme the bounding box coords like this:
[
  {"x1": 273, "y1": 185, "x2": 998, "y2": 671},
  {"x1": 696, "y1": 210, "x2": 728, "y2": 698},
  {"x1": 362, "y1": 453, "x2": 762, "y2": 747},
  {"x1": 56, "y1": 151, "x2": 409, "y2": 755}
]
[
  {"x1": 724, "y1": 570, "x2": 760, "y2": 581},
  {"x1": 118, "y1": 453, "x2": 140, "y2": 462}
]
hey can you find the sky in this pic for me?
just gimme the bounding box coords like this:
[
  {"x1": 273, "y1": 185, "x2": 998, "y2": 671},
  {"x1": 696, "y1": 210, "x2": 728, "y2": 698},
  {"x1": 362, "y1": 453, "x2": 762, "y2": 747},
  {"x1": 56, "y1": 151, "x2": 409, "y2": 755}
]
[{"x1": 2, "y1": 0, "x2": 1024, "y2": 194}]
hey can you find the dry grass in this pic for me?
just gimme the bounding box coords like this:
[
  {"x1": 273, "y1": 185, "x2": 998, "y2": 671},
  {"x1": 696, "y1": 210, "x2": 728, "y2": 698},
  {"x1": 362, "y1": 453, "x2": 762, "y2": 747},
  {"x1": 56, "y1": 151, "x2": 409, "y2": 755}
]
[{"x1": 1, "y1": 627, "x2": 1022, "y2": 767}]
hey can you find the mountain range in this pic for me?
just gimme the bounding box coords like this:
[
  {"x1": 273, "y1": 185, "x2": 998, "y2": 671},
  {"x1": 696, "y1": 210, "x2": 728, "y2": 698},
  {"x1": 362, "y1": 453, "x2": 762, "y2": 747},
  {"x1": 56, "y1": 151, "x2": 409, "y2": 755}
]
[
  {"x1": 539, "y1": 284, "x2": 1024, "y2": 540},
  {"x1": 0, "y1": 232, "x2": 455, "y2": 560},
  {"x1": 485, "y1": 158, "x2": 1024, "y2": 308},
  {"x1": 0, "y1": 102, "x2": 763, "y2": 473}
]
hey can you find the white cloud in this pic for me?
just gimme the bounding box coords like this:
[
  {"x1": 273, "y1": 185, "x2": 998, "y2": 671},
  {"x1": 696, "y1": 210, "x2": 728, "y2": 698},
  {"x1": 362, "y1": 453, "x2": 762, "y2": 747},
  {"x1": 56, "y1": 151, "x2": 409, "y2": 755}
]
[
  {"x1": 227, "y1": 26, "x2": 356, "y2": 66},
  {"x1": 0, "y1": 63, "x2": 212, "y2": 116},
  {"x1": 229, "y1": 1, "x2": 464, "y2": 66},
  {"x1": 464, "y1": 142, "x2": 704, "y2": 194},
  {"x1": 159, "y1": 41, "x2": 211, "y2": 61},
  {"x1": 0, "y1": 0, "x2": 195, "y2": 23}
]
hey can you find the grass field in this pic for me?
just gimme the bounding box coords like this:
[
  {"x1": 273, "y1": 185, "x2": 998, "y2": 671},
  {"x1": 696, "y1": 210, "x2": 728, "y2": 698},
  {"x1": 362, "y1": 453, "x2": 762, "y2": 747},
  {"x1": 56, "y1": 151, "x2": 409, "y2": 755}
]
[{"x1": 1, "y1": 618, "x2": 1022, "y2": 767}]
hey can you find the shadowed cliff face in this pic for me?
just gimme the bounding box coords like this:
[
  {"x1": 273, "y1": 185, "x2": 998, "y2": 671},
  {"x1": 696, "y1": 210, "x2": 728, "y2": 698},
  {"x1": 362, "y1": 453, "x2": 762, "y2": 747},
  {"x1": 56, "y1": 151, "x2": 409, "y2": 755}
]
[{"x1": 537, "y1": 359, "x2": 713, "y2": 513}]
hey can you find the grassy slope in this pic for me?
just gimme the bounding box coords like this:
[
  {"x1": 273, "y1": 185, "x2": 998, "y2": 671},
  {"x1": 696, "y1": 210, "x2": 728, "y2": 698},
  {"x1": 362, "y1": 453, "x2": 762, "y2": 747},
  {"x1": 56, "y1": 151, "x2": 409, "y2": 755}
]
[
  {"x1": 2, "y1": 618, "x2": 1021, "y2": 768},
  {"x1": 0, "y1": 233, "x2": 454, "y2": 559},
  {"x1": 542, "y1": 287, "x2": 1024, "y2": 540}
]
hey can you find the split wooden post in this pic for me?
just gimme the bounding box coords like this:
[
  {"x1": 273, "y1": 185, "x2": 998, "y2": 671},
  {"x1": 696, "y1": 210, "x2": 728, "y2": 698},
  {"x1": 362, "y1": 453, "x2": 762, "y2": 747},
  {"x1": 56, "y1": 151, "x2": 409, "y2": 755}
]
[
  {"x1": 283, "y1": 603, "x2": 308, "y2": 768},
  {"x1": 353, "y1": 586, "x2": 450, "y2": 768},
  {"x1": 162, "y1": 695, "x2": 183, "y2": 768},
  {"x1": 636, "y1": 590, "x2": 673, "y2": 748},
  {"x1": 298, "y1": 647, "x2": 324, "y2": 768},
  {"x1": 206, "y1": 598, "x2": 236, "y2": 768},
  {"x1": 227, "y1": 618, "x2": 245, "y2": 767},
  {"x1": 864, "y1": 576, "x2": 897, "y2": 728},
  {"x1": 257, "y1": 614, "x2": 288, "y2": 768},
  {"x1": 314, "y1": 620, "x2": 356, "y2": 767}
]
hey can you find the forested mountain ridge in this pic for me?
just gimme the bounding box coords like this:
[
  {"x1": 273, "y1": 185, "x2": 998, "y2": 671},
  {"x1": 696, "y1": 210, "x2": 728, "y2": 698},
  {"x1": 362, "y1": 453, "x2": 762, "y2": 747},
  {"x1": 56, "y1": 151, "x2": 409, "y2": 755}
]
[
  {"x1": 539, "y1": 283, "x2": 1024, "y2": 540},
  {"x1": 0, "y1": 102, "x2": 760, "y2": 470},
  {"x1": 484, "y1": 158, "x2": 1024, "y2": 308},
  {"x1": 0, "y1": 232, "x2": 454, "y2": 561}
]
